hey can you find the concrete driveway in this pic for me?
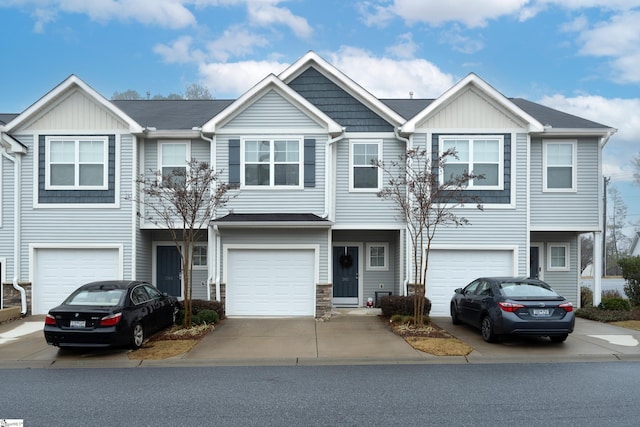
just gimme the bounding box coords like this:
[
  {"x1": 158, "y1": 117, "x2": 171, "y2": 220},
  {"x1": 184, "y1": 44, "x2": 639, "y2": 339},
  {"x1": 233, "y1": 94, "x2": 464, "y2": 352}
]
[{"x1": 1, "y1": 310, "x2": 640, "y2": 368}]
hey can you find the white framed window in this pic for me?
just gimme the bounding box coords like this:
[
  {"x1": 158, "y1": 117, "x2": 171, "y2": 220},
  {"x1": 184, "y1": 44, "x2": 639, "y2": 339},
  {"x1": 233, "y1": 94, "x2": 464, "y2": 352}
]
[
  {"x1": 543, "y1": 140, "x2": 576, "y2": 192},
  {"x1": 350, "y1": 140, "x2": 382, "y2": 191},
  {"x1": 547, "y1": 243, "x2": 569, "y2": 271},
  {"x1": 366, "y1": 243, "x2": 388, "y2": 271},
  {"x1": 45, "y1": 136, "x2": 108, "y2": 190},
  {"x1": 241, "y1": 137, "x2": 302, "y2": 188},
  {"x1": 192, "y1": 245, "x2": 207, "y2": 269},
  {"x1": 439, "y1": 136, "x2": 503, "y2": 190},
  {"x1": 159, "y1": 142, "x2": 189, "y2": 186}
]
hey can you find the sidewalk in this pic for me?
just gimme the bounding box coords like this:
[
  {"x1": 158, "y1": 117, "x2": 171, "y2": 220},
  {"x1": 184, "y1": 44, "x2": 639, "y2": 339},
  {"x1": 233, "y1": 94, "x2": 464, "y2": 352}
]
[{"x1": 2, "y1": 311, "x2": 640, "y2": 368}]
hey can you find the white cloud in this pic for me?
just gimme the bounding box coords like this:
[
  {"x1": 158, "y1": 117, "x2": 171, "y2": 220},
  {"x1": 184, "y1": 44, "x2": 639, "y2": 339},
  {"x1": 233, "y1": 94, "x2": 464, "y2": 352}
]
[
  {"x1": 385, "y1": 33, "x2": 419, "y2": 59},
  {"x1": 205, "y1": 26, "x2": 270, "y2": 62},
  {"x1": 439, "y1": 25, "x2": 484, "y2": 54},
  {"x1": 154, "y1": 36, "x2": 204, "y2": 64},
  {"x1": 328, "y1": 46, "x2": 455, "y2": 98},
  {"x1": 198, "y1": 59, "x2": 290, "y2": 98},
  {"x1": 246, "y1": 1, "x2": 312, "y2": 38}
]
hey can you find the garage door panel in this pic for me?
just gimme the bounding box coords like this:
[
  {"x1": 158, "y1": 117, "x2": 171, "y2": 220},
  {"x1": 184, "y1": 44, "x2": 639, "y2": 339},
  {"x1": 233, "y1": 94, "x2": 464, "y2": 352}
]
[
  {"x1": 34, "y1": 248, "x2": 120, "y2": 314},
  {"x1": 227, "y1": 249, "x2": 315, "y2": 316},
  {"x1": 427, "y1": 250, "x2": 513, "y2": 316}
]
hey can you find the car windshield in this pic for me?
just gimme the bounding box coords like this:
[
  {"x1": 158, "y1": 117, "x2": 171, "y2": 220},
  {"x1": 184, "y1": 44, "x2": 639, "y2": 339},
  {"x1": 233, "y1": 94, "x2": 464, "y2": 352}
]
[
  {"x1": 498, "y1": 282, "x2": 560, "y2": 298},
  {"x1": 64, "y1": 289, "x2": 126, "y2": 306}
]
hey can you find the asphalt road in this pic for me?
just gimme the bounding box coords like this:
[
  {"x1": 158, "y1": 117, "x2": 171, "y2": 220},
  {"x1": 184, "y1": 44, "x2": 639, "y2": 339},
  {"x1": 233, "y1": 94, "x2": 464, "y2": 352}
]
[{"x1": 2, "y1": 362, "x2": 639, "y2": 426}]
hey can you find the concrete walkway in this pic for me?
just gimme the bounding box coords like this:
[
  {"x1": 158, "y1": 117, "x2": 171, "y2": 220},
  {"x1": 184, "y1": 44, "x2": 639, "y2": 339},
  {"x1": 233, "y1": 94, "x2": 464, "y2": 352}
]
[{"x1": 2, "y1": 310, "x2": 640, "y2": 368}]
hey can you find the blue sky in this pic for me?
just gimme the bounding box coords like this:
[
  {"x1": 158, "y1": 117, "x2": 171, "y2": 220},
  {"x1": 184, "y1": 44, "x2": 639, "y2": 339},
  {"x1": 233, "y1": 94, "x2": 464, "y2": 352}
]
[{"x1": 1, "y1": 0, "x2": 639, "y2": 240}]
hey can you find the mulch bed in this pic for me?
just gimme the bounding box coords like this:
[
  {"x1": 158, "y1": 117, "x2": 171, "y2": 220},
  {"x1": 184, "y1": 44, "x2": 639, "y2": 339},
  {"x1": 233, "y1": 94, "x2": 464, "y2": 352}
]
[{"x1": 382, "y1": 316, "x2": 453, "y2": 339}]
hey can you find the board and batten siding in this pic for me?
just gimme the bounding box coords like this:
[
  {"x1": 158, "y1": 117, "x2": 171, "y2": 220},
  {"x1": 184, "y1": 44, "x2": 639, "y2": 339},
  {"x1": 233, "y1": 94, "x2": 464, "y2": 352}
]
[
  {"x1": 334, "y1": 137, "x2": 403, "y2": 225},
  {"x1": 18, "y1": 132, "x2": 134, "y2": 280},
  {"x1": 222, "y1": 89, "x2": 323, "y2": 130},
  {"x1": 219, "y1": 228, "x2": 329, "y2": 284},
  {"x1": 530, "y1": 137, "x2": 600, "y2": 230},
  {"x1": 215, "y1": 134, "x2": 327, "y2": 216}
]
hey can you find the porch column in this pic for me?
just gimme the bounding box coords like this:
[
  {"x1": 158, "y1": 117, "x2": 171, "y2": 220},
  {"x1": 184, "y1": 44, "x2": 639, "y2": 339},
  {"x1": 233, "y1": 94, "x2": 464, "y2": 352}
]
[{"x1": 593, "y1": 231, "x2": 602, "y2": 306}]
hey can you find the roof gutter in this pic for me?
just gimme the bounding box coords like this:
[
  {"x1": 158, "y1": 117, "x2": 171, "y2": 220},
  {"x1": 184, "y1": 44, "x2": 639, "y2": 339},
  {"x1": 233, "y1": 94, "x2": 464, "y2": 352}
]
[{"x1": 2, "y1": 151, "x2": 26, "y2": 315}]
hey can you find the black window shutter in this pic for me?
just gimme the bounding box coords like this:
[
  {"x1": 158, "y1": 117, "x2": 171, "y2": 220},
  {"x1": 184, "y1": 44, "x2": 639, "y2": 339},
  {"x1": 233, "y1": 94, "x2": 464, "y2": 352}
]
[
  {"x1": 304, "y1": 138, "x2": 315, "y2": 187},
  {"x1": 229, "y1": 139, "x2": 240, "y2": 187}
]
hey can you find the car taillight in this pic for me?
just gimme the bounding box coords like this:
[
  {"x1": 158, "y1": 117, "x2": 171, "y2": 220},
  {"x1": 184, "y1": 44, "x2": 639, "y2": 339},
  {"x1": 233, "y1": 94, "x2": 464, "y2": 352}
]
[
  {"x1": 99, "y1": 313, "x2": 122, "y2": 327},
  {"x1": 498, "y1": 302, "x2": 525, "y2": 312},
  {"x1": 559, "y1": 302, "x2": 573, "y2": 312},
  {"x1": 45, "y1": 314, "x2": 57, "y2": 326}
]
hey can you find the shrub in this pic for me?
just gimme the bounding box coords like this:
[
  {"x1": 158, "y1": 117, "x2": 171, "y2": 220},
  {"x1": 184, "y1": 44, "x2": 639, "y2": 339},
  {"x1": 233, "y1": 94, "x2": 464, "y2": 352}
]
[
  {"x1": 598, "y1": 298, "x2": 631, "y2": 311},
  {"x1": 196, "y1": 309, "x2": 219, "y2": 324},
  {"x1": 620, "y1": 256, "x2": 640, "y2": 306},
  {"x1": 177, "y1": 299, "x2": 225, "y2": 319},
  {"x1": 575, "y1": 307, "x2": 632, "y2": 322},
  {"x1": 602, "y1": 289, "x2": 623, "y2": 299},
  {"x1": 580, "y1": 286, "x2": 593, "y2": 307},
  {"x1": 380, "y1": 295, "x2": 431, "y2": 317}
]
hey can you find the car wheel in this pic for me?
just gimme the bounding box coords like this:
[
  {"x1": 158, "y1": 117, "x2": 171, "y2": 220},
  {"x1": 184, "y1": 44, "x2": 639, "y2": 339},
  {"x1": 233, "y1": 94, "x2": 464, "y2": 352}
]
[
  {"x1": 550, "y1": 334, "x2": 568, "y2": 343},
  {"x1": 131, "y1": 322, "x2": 145, "y2": 349},
  {"x1": 451, "y1": 304, "x2": 462, "y2": 325},
  {"x1": 481, "y1": 316, "x2": 498, "y2": 343}
]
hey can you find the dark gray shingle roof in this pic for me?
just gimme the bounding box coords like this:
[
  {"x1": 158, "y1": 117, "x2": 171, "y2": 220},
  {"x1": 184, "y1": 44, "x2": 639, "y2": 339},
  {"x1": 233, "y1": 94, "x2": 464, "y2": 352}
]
[
  {"x1": 0, "y1": 113, "x2": 19, "y2": 125},
  {"x1": 112, "y1": 99, "x2": 234, "y2": 130}
]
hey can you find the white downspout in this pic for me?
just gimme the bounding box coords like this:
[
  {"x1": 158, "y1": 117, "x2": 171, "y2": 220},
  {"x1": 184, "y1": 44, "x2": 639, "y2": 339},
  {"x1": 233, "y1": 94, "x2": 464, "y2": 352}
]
[
  {"x1": 393, "y1": 128, "x2": 411, "y2": 296},
  {"x1": 199, "y1": 131, "x2": 217, "y2": 301},
  {"x1": 322, "y1": 129, "x2": 346, "y2": 219},
  {"x1": 2, "y1": 151, "x2": 26, "y2": 315},
  {"x1": 214, "y1": 224, "x2": 221, "y2": 301}
]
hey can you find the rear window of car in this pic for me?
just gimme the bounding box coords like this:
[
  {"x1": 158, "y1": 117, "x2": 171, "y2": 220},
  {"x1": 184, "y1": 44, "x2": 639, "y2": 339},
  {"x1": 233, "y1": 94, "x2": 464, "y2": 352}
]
[
  {"x1": 65, "y1": 289, "x2": 126, "y2": 306},
  {"x1": 498, "y1": 282, "x2": 560, "y2": 298}
]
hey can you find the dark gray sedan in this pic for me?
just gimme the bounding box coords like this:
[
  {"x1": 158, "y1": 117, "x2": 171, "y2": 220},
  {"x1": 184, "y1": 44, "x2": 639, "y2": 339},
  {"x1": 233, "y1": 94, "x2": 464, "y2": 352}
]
[
  {"x1": 44, "y1": 280, "x2": 178, "y2": 349},
  {"x1": 450, "y1": 277, "x2": 575, "y2": 343}
]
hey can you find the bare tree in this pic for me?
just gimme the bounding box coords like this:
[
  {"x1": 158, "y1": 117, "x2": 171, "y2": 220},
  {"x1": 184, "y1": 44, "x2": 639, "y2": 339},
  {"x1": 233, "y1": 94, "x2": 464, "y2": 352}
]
[
  {"x1": 184, "y1": 83, "x2": 213, "y2": 100},
  {"x1": 134, "y1": 159, "x2": 229, "y2": 327},
  {"x1": 606, "y1": 184, "x2": 630, "y2": 275},
  {"x1": 376, "y1": 147, "x2": 482, "y2": 324},
  {"x1": 632, "y1": 153, "x2": 640, "y2": 186}
]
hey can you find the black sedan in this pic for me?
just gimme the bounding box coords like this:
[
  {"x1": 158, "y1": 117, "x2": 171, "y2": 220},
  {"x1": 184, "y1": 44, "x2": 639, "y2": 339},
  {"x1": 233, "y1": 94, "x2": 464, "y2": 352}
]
[
  {"x1": 450, "y1": 277, "x2": 575, "y2": 343},
  {"x1": 44, "y1": 280, "x2": 178, "y2": 349}
]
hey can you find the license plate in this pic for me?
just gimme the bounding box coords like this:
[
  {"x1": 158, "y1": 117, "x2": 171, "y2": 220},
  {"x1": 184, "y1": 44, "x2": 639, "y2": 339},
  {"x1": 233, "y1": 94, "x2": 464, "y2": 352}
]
[
  {"x1": 532, "y1": 308, "x2": 550, "y2": 316},
  {"x1": 69, "y1": 320, "x2": 86, "y2": 328}
]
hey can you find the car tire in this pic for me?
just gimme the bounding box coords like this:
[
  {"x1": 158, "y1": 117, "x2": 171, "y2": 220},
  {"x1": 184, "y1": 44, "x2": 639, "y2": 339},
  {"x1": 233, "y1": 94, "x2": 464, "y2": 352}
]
[
  {"x1": 451, "y1": 304, "x2": 462, "y2": 325},
  {"x1": 131, "y1": 322, "x2": 145, "y2": 349},
  {"x1": 481, "y1": 316, "x2": 498, "y2": 343},
  {"x1": 550, "y1": 334, "x2": 568, "y2": 343}
]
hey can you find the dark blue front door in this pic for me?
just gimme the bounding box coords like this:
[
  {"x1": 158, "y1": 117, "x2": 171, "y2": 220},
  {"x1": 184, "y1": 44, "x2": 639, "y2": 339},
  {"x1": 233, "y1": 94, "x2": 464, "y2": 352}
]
[
  {"x1": 530, "y1": 247, "x2": 540, "y2": 279},
  {"x1": 157, "y1": 246, "x2": 181, "y2": 297},
  {"x1": 333, "y1": 246, "x2": 358, "y2": 305}
]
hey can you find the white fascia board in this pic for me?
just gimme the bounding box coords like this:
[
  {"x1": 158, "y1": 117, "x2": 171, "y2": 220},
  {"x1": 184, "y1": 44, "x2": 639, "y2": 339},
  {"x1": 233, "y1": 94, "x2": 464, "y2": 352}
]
[
  {"x1": 1, "y1": 132, "x2": 28, "y2": 154},
  {"x1": 279, "y1": 51, "x2": 406, "y2": 127},
  {"x1": 534, "y1": 128, "x2": 618, "y2": 137},
  {"x1": 202, "y1": 73, "x2": 342, "y2": 135},
  {"x1": 402, "y1": 73, "x2": 545, "y2": 134},
  {"x1": 4, "y1": 75, "x2": 143, "y2": 134}
]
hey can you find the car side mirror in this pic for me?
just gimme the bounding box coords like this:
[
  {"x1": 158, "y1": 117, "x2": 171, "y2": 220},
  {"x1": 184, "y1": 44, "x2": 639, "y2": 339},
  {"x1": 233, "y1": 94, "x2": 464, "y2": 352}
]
[{"x1": 454, "y1": 288, "x2": 463, "y2": 294}]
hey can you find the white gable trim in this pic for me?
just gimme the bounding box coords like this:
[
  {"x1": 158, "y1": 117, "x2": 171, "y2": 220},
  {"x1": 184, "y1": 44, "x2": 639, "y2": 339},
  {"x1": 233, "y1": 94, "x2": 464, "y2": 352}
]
[
  {"x1": 3, "y1": 75, "x2": 143, "y2": 134},
  {"x1": 1, "y1": 132, "x2": 28, "y2": 154},
  {"x1": 202, "y1": 74, "x2": 342, "y2": 135},
  {"x1": 279, "y1": 51, "x2": 406, "y2": 127},
  {"x1": 402, "y1": 73, "x2": 544, "y2": 134}
]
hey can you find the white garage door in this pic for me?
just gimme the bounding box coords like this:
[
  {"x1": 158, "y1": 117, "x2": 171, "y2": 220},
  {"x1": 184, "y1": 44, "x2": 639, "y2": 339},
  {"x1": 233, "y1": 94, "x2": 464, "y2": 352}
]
[
  {"x1": 34, "y1": 248, "x2": 120, "y2": 314},
  {"x1": 226, "y1": 249, "x2": 315, "y2": 316},
  {"x1": 426, "y1": 249, "x2": 514, "y2": 316}
]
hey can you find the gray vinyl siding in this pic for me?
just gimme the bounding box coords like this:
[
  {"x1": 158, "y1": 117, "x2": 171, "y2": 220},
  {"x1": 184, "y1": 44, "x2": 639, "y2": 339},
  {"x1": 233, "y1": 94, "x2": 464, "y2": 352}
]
[
  {"x1": 334, "y1": 137, "x2": 406, "y2": 225},
  {"x1": 530, "y1": 137, "x2": 600, "y2": 229},
  {"x1": 18, "y1": 133, "x2": 134, "y2": 280},
  {"x1": 224, "y1": 89, "x2": 321, "y2": 129},
  {"x1": 219, "y1": 228, "x2": 329, "y2": 283},
  {"x1": 413, "y1": 132, "x2": 529, "y2": 277},
  {"x1": 531, "y1": 232, "x2": 580, "y2": 305},
  {"x1": 1, "y1": 152, "x2": 16, "y2": 278},
  {"x1": 216, "y1": 134, "x2": 326, "y2": 216}
]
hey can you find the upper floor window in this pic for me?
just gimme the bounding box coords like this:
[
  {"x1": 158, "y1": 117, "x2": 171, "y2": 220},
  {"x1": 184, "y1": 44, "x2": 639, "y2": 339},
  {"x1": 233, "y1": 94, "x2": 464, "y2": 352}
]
[
  {"x1": 242, "y1": 138, "x2": 302, "y2": 188},
  {"x1": 543, "y1": 140, "x2": 576, "y2": 192},
  {"x1": 46, "y1": 136, "x2": 108, "y2": 190},
  {"x1": 350, "y1": 140, "x2": 382, "y2": 191},
  {"x1": 160, "y1": 142, "x2": 189, "y2": 187},
  {"x1": 439, "y1": 136, "x2": 503, "y2": 190}
]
